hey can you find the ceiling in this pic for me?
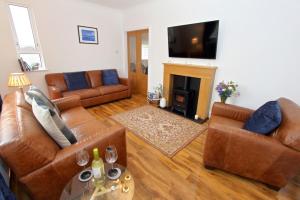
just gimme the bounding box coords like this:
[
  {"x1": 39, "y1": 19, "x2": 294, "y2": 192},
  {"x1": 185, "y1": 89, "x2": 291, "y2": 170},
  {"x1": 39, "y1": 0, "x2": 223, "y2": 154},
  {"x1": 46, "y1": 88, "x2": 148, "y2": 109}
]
[{"x1": 86, "y1": 0, "x2": 151, "y2": 9}]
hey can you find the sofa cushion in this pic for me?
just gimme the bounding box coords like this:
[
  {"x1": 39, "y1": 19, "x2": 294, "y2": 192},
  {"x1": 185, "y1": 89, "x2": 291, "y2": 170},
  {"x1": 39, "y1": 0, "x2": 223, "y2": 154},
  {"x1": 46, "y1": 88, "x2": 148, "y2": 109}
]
[
  {"x1": 102, "y1": 69, "x2": 119, "y2": 85},
  {"x1": 64, "y1": 72, "x2": 89, "y2": 91},
  {"x1": 0, "y1": 95, "x2": 2, "y2": 113},
  {"x1": 32, "y1": 98, "x2": 77, "y2": 148},
  {"x1": 45, "y1": 73, "x2": 68, "y2": 92},
  {"x1": 98, "y1": 84, "x2": 129, "y2": 95},
  {"x1": 86, "y1": 70, "x2": 102, "y2": 88},
  {"x1": 276, "y1": 98, "x2": 300, "y2": 151},
  {"x1": 244, "y1": 101, "x2": 282, "y2": 135},
  {"x1": 63, "y1": 88, "x2": 101, "y2": 100},
  {"x1": 26, "y1": 85, "x2": 60, "y2": 115}
]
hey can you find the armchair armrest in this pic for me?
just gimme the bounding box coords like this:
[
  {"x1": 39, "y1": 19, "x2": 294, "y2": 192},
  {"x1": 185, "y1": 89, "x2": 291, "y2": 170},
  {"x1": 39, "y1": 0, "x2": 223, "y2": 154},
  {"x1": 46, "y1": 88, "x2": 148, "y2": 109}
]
[
  {"x1": 52, "y1": 95, "x2": 81, "y2": 112},
  {"x1": 47, "y1": 86, "x2": 63, "y2": 100},
  {"x1": 211, "y1": 102, "x2": 254, "y2": 122}
]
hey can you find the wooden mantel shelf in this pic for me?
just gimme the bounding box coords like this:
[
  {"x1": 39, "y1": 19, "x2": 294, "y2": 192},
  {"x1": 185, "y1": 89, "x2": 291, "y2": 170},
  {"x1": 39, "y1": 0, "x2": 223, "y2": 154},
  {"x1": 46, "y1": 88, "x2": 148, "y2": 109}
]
[
  {"x1": 163, "y1": 63, "x2": 217, "y2": 119},
  {"x1": 163, "y1": 63, "x2": 217, "y2": 70}
]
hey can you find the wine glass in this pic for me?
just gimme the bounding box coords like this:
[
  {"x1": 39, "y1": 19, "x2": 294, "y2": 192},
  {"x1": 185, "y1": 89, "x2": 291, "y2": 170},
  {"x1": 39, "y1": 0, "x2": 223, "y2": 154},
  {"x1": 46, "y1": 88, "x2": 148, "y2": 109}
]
[
  {"x1": 105, "y1": 145, "x2": 118, "y2": 176},
  {"x1": 76, "y1": 149, "x2": 89, "y2": 171}
]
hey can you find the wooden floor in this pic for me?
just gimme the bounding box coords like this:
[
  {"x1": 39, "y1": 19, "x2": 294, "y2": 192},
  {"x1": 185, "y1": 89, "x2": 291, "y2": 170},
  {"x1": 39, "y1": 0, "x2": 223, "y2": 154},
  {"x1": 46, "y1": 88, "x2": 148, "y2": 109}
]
[{"x1": 88, "y1": 95, "x2": 300, "y2": 200}]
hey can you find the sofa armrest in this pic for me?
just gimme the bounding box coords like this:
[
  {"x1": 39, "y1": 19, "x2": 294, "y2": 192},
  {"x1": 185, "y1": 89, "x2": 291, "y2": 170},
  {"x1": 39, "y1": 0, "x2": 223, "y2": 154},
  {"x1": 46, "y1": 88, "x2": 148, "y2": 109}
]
[
  {"x1": 204, "y1": 124, "x2": 300, "y2": 187},
  {"x1": 52, "y1": 125, "x2": 127, "y2": 177},
  {"x1": 48, "y1": 86, "x2": 63, "y2": 100},
  {"x1": 119, "y1": 77, "x2": 131, "y2": 96},
  {"x1": 52, "y1": 95, "x2": 81, "y2": 112},
  {"x1": 21, "y1": 125, "x2": 127, "y2": 199},
  {"x1": 119, "y1": 77, "x2": 129, "y2": 86},
  {"x1": 211, "y1": 102, "x2": 254, "y2": 122}
]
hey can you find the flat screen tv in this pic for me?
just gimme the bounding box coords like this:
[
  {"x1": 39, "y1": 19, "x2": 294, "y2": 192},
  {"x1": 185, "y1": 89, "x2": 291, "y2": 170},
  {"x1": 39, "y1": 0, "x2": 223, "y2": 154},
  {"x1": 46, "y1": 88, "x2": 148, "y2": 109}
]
[{"x1": 168, "y1": 20, "x2": 219, "y2": 59}]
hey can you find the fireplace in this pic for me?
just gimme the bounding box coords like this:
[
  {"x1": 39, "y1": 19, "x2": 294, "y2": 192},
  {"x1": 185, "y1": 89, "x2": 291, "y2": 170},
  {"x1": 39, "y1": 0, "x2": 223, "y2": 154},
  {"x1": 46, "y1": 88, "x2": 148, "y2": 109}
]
[
  {"x1": 163, "y1": 63, "x2": 217, "y2": 121},
  {"x1": 171, "y1": 75, "x2": 200, "y2": 118}
]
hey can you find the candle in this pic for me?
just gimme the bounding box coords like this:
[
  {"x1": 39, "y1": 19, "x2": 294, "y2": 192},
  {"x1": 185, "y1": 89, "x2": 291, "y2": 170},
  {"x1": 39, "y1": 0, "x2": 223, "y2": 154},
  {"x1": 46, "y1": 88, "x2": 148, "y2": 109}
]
[{"x1": 195, "y1": 115, "x2": 199, "y2": 120}]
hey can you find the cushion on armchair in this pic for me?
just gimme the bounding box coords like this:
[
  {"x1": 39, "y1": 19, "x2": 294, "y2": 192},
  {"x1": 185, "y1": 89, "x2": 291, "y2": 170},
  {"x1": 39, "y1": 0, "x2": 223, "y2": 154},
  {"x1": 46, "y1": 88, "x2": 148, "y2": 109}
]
[
  {"x1": 102, "y1": 69, "x2": 119, "y2": 85},
  {"x1": 64, "y1": 72, "x2": 89, "y2": 91},
  {"x1": 244, "y1": 101, "x2": 282, "y2": 135}
]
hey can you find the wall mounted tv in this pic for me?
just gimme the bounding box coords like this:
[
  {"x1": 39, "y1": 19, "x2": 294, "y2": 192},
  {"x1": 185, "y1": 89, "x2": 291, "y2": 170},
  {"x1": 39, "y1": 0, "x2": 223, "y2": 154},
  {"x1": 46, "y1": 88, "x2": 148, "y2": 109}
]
[{"x1": 168, "y1": 20, "x2": 219, "y2": 59}]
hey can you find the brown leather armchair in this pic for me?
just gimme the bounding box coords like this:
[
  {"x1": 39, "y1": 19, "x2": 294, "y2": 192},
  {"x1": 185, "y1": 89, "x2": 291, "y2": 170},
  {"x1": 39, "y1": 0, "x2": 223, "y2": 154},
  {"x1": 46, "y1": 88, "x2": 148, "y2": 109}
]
[
  {"x1": 0, "y1": 91, "x2": 127, "y2": 200},
  {"x1": 203, "y1": 98, "x2": 300, "y2": 189}
]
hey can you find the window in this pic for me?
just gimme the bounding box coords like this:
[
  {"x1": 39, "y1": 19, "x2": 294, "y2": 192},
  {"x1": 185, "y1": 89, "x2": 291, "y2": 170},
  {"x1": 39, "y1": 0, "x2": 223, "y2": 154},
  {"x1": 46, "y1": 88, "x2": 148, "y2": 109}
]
[
  {"x1": 8, "y1": 4, "x2": 45, "y2": 71},
  {"x1": 141, "y1": 44, "x2": 149, "y2": 60}
]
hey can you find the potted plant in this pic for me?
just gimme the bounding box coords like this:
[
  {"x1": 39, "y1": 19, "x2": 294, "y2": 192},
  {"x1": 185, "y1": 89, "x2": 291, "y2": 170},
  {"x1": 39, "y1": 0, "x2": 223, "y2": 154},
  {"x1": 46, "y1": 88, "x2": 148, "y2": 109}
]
[{"x1": 215, "y1": 81, "x2": 239, "y2": 103}]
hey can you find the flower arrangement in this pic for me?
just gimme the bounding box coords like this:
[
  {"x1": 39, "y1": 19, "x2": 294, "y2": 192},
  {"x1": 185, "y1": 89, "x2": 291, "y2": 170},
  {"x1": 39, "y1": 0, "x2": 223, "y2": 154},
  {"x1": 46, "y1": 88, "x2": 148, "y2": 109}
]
[{"x1": 216, "y1": 81, "x2": 239, "y2": 103}]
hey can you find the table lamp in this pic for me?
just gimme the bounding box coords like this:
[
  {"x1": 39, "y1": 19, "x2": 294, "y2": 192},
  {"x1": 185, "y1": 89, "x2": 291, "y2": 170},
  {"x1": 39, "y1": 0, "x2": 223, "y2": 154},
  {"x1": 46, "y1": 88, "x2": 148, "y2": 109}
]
[{"x1": 8, "y1": 73, "x2": 31, "y2": 94}]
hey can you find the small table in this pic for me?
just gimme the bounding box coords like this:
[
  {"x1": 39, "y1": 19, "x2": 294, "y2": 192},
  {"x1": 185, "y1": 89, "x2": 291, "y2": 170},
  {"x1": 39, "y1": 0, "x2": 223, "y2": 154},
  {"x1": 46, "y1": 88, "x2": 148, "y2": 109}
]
[{"x1": 60, "y1": 164, "x2": 134, "y2": 200}]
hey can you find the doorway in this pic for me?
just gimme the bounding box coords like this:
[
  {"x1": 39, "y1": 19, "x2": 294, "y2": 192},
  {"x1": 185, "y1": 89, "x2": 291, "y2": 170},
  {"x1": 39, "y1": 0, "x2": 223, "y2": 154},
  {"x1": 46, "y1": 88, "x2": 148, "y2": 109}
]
[{"x1": 127, "y1": 29, "x2": 149, "y2": 96}]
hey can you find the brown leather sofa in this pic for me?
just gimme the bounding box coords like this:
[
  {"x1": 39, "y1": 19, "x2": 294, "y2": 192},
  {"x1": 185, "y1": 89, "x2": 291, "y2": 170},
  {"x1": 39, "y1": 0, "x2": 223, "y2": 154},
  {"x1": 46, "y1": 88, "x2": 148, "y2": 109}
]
[
  {"x1": 0, "y1": 91, "x2": 127, "y2": 200},
  {"x1": 45, "y1": 70, "x2": 131, "y2": 107},
  {"x1": 203, "y1": 98, "x2": 300, "y2": 189}
]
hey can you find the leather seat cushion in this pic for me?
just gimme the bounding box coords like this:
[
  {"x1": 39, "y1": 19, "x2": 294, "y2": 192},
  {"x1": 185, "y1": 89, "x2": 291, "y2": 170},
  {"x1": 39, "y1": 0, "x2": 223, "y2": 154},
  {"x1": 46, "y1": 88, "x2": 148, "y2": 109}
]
[
  {"x1": 70, "y1": 119, "x2": 119, "y2": 141},
  {"x1": 61, "y1": 107, "x2": 95, "y2": 129},
  {"x1": 98, "y1": 84, "x2": 129, "y2": 95},
  {"x1": 210, "y1": 115, "x2": 245, "y2": 129},
  {"x1": 63, "y1": 88, "x2": 101, "y2": 99}
]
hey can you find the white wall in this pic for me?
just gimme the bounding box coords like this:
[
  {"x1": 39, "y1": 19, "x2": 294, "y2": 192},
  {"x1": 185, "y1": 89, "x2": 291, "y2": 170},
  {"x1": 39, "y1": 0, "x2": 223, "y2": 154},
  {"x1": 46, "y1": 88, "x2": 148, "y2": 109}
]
[
  {"x1": 0, "y1": 0, "x2": 125, "y2": 96},
  {"x1": 122, "y1": 0, "x2": 300, "y2": 109}
]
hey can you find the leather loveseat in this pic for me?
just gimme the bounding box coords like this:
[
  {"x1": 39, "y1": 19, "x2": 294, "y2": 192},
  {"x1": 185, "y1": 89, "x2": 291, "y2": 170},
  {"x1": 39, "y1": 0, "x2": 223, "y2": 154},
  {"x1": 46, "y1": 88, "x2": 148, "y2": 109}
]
[
  {"x1": 203, "y1": 98, "x2": 300, "y2": 189},
  {"x1": 0, "y1": 91, "x2": 127, "y2": 200},
  {"x1": 45, "y1": 69, "x2": 131, "y2": 107}
]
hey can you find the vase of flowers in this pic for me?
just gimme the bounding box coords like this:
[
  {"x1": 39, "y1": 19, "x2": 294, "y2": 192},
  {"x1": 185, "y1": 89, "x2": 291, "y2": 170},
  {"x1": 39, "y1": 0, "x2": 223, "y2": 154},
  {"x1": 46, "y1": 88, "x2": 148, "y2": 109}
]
[
  {"x1": 153, "y1": 84, "x2": 163, "y2": 99},
  {"x1": 216, "y1": 81, "x2": 239, "y2": 103}
]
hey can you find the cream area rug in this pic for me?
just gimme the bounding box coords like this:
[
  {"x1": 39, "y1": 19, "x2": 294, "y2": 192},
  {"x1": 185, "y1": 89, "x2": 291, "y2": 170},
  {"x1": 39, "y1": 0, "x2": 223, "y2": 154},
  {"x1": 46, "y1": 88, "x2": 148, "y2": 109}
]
[{"x1": 111, "y1": 105, "x2": 207, "y2": 157}]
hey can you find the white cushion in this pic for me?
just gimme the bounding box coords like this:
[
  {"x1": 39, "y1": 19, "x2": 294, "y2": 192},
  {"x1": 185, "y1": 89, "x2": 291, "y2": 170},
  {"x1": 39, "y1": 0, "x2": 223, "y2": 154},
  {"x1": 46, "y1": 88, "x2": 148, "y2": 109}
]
[{"x1": 32, "y1": 98, "x2": 76, "y2": 148}]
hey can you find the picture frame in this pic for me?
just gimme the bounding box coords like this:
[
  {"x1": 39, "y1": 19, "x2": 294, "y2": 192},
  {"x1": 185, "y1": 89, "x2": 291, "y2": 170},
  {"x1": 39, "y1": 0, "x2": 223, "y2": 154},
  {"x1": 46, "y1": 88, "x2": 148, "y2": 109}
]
[{"x1": 77, "y1": 25, "x2": 98, "y2": 44}]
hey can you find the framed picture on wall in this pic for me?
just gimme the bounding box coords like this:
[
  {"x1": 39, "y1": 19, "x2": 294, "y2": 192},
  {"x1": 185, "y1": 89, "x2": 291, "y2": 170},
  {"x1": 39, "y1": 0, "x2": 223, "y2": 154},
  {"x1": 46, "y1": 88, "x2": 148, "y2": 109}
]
[{"x1": 77, "y1": 25, "x2": 98, "y2": 44}]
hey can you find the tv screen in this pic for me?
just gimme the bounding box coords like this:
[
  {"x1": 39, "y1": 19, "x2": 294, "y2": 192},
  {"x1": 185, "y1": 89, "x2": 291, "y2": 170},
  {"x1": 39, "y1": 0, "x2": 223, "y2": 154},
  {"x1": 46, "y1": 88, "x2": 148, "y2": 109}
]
[{"x1": 168, "y1": 20, "x2": 219, "y2": 59}]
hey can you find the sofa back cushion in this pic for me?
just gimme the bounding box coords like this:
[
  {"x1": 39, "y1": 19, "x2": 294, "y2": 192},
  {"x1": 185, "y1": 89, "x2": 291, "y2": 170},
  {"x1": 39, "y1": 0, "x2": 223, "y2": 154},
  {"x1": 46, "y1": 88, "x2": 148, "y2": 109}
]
[
  {"x1": 45, "y1": 73, "x2": 68, "y2": 92},
  {"x1": 64, "y1": 72, "x2": 89, "y2": 91},
  {"x1": 276, "y1": 98, "x2": 300, "y2": 151},
  {"x1": 86, "y1": 70, "x2": 102, "y2": 88},
  {"x1": 0, "y1": 91, "x2": 59, "y2": 178},
  {"x1": 102, "y1": 69, "x2": 119, "y2": 85}
]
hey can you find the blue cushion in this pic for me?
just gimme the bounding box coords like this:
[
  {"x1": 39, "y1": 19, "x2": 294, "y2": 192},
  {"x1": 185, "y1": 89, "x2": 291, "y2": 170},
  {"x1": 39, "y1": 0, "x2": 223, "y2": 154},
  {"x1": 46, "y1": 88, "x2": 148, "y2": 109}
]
[
  {"x1": 64, "y1": 72, "x2": 89, "y2": 91},
  {"x1": 0, "y1": 95, "x2": 2, "y2": 113},
  {"x1": 0, "y1": 171, "x2": 16, "y2": 200},
  {"x1": 244, "y1": 101, "x2": 282, "y2": 135},
  {"x1": 102, "y1": 69, "x2": 119, "y2": 85}
]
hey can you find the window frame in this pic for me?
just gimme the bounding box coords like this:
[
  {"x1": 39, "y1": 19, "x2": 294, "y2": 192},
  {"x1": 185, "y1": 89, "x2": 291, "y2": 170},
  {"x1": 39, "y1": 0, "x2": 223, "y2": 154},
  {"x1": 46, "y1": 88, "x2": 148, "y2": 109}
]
[{"x1": 7, "y1": 2, "x2": 46, "y2": 71}]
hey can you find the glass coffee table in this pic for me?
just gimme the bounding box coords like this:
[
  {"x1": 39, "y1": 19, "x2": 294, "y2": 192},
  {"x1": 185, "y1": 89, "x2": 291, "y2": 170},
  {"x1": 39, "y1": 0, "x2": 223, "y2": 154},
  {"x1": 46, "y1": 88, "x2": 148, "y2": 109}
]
[{"x1": 60, "y1": 164, "x2": 134, "y2": 200}]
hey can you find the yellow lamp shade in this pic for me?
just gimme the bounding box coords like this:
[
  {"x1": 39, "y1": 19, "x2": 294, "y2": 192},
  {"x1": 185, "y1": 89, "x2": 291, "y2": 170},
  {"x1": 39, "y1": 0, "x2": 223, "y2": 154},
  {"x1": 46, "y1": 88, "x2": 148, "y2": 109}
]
[{"x1": 8, "y1": 73, "x2": 31, "y2": 88}]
